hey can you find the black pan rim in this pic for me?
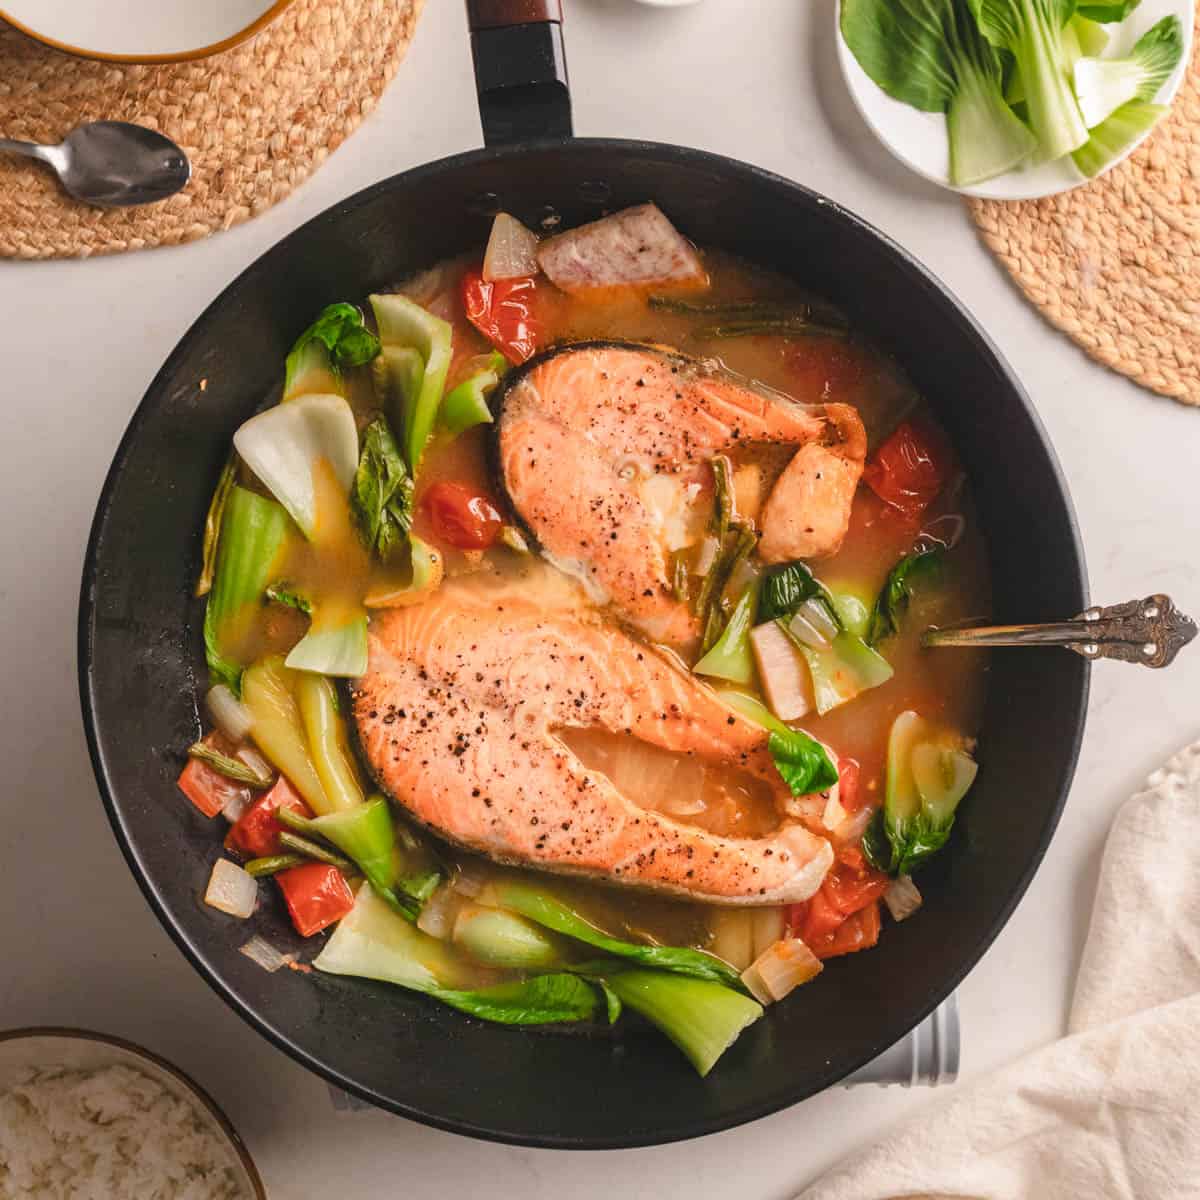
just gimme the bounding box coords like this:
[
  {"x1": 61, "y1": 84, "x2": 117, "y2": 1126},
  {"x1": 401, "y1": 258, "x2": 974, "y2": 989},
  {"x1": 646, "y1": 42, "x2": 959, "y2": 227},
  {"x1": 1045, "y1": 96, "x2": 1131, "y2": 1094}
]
[{"x1": 78, "y1": 136, "x2": 1090, "y2": 1149}]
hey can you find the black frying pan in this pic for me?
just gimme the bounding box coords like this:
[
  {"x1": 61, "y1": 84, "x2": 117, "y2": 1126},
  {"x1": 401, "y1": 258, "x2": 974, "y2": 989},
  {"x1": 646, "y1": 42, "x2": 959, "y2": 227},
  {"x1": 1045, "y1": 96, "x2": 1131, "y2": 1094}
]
[{"x1": 78, "y1": 1, "x2": 1089, "y2": 1148}]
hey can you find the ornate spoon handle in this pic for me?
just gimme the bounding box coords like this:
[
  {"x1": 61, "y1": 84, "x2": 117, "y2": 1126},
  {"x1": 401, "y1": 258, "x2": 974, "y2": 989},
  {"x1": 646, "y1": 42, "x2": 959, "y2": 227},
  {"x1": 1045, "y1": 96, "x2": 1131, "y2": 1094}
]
[{"x1": 921, "y1": 594, "x2": 1197, "y2": 668}]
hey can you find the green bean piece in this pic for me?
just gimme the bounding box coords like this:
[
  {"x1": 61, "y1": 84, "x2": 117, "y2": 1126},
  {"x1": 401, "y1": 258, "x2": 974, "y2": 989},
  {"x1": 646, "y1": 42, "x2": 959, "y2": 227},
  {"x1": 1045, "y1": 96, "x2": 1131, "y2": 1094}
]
[
  {"x1": 692, "y1": 319, "x2": 849, "y2": 341},
  {"x1": 711, "y1": 454, "x2": 734, "y2": 542},
  {"x1": 244, "y1": 853, "x2": 307, "y2": 878},
  {"x1": 277, "y1": 831, "x2": 355, "y2": 871},
  {"x1": 187, "y1": 742, "x2": 274, "y2": 788}
]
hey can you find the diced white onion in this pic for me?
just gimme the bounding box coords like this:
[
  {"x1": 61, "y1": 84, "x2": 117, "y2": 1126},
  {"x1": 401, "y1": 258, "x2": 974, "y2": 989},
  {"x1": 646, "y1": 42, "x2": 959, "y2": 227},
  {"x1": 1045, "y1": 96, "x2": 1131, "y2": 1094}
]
[
  {"x1": 450, "y1": 862, "x2": 490, "y2": 898},
  {"x1": 204, "y1": 859, "x2": 258, "y2": 919},
  {"x1": 800, "y1": 598, "x2": 840, "y2": 642},
  {"x1": 239, "y1": 935, "x2": 293, "y2": 973},
  {"x1": 483, "y1": 213, "x2": 540, "y2": 281},
  {"x1": 884, "y1": 875, "x2": 923, "y2": 922},
  {"x1": 207, "y1": 684, "x2": 254, "y2": 743},
  {"x1": 417, "y1": 884, "x2": 464, "y2": 939},
  {"x1": 500, "y1": 525, "x2": 530, "y2": 554},
  {"x1": 788, "y1": 610, "x2": 831, "y2": 650},
  {"x1": 220, "y1": 791, "x2": 251, "y2": 824},
  {"x1": 740, "y1": 938, "x2": 823, "y2": 1004},
  {"x1": 750, "y1": 621, "x2": 812, "y2": 722},
  {"x1": 235, "y1": 745, "x2": 275, "y2": 784},
  {"x1": 832, "y1": 805, "x2": 874, "y2": 846},
  {"x1": 750, "y1": 907, "x2": 786, "y2": 960},
  {"x1": 692, "y1": 535, "x2": 719, "y2": 578}
]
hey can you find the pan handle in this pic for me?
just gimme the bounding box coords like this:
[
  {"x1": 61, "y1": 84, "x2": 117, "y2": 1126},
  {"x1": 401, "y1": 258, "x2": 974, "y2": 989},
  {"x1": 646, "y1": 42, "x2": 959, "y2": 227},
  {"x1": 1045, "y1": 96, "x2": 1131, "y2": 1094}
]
[{"x1": 467, "y1": 0, "x2": 573, "y2": 147}]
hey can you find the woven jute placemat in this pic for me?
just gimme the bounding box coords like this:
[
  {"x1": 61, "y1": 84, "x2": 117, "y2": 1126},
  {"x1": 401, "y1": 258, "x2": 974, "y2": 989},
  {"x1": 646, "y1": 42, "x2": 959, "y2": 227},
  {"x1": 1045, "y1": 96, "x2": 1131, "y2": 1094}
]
[
  {"x1": 0, "y1": 0, "x2": 423, "y2": 260},
  {"x1": 968, "y1": 12, "x2": 1200, "y2": 406}
]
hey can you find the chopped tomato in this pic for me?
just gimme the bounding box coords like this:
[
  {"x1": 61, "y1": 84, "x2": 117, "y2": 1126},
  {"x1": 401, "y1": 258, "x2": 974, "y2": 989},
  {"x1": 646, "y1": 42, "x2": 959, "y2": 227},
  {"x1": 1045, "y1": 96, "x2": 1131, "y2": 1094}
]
[
  {"x1": 177, "y1": 732, "x2": 249, "y2": 819},
  {"x1": 225, "y1": 775, "x2": 311, "y2": 859},
  {"x1": 836, "y1": 757, "x2": 864, "y2": 813},
  {"x1": 422, "y1": 480, "x2": 503, "y2": 550},
  {"x1": 275, "y1": 863, "x2": 355, "y2": 937},
  {"x1": 824, "y1": 903, "x2": 882, "y2": 958},
  {"x1": 787, "y1": 845, "x2": 889, "y2": 959},
  {"x1": 862, "y1": 421, "x2": 950, "y2": 522},
  {"x1": 461, "y1": 269, "x2": 541, "y2": 364}
]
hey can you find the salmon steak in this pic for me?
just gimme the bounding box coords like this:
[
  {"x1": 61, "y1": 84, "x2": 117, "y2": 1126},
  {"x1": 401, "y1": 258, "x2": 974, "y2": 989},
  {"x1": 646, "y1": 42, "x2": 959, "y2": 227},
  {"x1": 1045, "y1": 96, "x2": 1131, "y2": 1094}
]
[
  {"x1": 353, "y1": 578, "x2": 834, "y2": 904},
  {"x1": 494, "y1": 342, "x2": 866, "y2": 645}
]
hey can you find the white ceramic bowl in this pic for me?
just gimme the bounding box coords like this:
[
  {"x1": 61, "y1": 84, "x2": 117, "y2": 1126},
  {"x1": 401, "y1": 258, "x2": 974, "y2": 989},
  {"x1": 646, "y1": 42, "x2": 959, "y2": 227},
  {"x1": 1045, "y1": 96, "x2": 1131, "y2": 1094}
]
[
  {"x1": 0, "y1": 0, "x2": 294, "y2": 62},
  {"x1": 837, "y1": 0, "x2": 1194, "y2": 200},
  {"x1": 0, "y1": 1027, "x2": 265, "y2": 1198}
]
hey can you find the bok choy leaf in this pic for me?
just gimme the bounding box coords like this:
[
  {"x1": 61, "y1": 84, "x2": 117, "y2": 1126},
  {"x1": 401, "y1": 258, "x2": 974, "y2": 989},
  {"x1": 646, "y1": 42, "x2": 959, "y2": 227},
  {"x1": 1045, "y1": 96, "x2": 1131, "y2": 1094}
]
[
  {"x1": 1071, "y1": 97, "x2": 1167, "y2": 177},
  {"x1": 312, "y1": 884, "x2": 599, "y2": 1024},
  {"x1": 370, "y1": 294, "x2": 453, "y2": 473},
  {"x1": 203, "y1": 486, "x2": 291, "y2": 693},
  {"x1": 1072, "y1": 15, "x2": 1183, "y2": 127},
  {"x1": 595, "y1": 967, "x2": 762, "y2": 1077},
  {"x1": 841, "y1": 0, "x2": 1037, "y2": 185},
  {"x1": 351, "y1": 416, "x2": 414, "y2": 563},
  {"x1": 283, "y1": 303, "x2": 381, "y2": 401},
  {"x1": 232, "y1": 393, "x2": 359, "y2": 539},
  {"x1": 767, "y1": 728, "x2": 839, "y2": 797},
  {"x1": 478, "y1": 877, "x2": 745, "y2": 988},
  {"x1": 968, "y1": 0, "x2": 1089, "y2": 161},
  {"x1": 868, "y1": 548, "x2": 944, "y2": 645}
]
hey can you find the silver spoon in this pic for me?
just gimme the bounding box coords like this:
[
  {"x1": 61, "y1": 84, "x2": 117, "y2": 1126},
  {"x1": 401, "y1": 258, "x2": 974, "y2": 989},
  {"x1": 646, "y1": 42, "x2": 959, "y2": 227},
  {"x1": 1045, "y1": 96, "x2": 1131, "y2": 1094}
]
[
  {"x1": 923, "y1": 593, "x2": 1197, "y2": 668},
  {"x1": 0, "y1": 121, "x2": 190, "y2": 208}
]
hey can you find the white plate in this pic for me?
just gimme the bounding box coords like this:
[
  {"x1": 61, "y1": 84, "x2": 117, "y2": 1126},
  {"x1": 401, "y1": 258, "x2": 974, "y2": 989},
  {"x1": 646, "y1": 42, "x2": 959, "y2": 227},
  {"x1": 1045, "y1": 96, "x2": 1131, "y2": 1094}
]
[
  {"x1": 836, "y1": 0, "x2": 1194, "y2": 200},
  {"x1": 0, "y1": 1028, "x2": 264, "y2": 1197},
  {"x1": 0, "y1": 0, "x2": 293, "y2": 62}
]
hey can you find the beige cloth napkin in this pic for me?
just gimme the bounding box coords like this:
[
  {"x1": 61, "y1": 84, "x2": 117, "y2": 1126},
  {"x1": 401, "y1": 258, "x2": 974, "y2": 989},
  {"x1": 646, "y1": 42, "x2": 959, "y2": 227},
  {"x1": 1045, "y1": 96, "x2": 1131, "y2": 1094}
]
[{"x1": 800, "y1": 739, "x2": 1200, "y2": 1200}]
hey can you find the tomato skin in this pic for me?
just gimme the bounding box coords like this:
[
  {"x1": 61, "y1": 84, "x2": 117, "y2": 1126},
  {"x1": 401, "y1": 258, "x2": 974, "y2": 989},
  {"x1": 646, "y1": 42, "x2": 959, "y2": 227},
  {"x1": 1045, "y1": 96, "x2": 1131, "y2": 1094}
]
[
  {"x1": 177, "y1": 732, "x2": 248, "y2": 819},
  {"x1": 225, "y1": 775, "x2": 311, "y2": 859},
  {"x1": 275, "y1": 863, "x2": 355, "y2": 937},
  {"x1": 423, "y1": 480, "x2": 503, "y2": 550},
  {"x1": 862, "y1": 421, "x2": 950, "y2": 521},
  {"x1": 461, "y1": 270, "x2": 541, "y2": 364},
  {"x1": 787, "y1": 846, "x2": 889, "y2": 959}
]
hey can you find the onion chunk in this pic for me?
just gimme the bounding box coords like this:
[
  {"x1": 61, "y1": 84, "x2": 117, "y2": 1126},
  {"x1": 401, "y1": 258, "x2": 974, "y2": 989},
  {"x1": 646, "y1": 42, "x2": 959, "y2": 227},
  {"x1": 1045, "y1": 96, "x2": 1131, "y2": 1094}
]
[
  {"x1": 740, "y1": 938, "x2": 823, "y2": 1004},
  {"x1": 204, "y1": 859, "x2": 258, "y2": 919},
  {"x1": 483, "y1": 213, "x2": 540, "y2": 281}
]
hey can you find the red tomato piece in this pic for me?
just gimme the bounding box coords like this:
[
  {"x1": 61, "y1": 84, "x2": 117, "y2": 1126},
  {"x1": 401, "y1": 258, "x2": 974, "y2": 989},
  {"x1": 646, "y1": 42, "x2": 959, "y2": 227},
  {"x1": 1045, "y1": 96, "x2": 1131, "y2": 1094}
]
[
  {"x1": 862, "y1": 421, "x2": 950, "y2": 521},
  {"x1": 836, "y1": 757, "x2": 863, "y2": 813},
  {"x1": 177, "y1": 732, "x2": 249, "y2": 819},
  {"x1": 461, "y1": 269, "x2": 541, "y2": 365},
  {"x1": 275, "y1": 863, "x2": 355, "y2": 937},
  {"x1": 787, "y1": 846, "x2": 890, "y2": 959},
  {"x1": 224, "y1": 775, "x2": 311, "y2": 859},
  {"x1": 824, "y1": 903, "x2": 882, "y2": 959},
  {"x1": 422, "y1": 480, "x2": 503, "y2": 550}
]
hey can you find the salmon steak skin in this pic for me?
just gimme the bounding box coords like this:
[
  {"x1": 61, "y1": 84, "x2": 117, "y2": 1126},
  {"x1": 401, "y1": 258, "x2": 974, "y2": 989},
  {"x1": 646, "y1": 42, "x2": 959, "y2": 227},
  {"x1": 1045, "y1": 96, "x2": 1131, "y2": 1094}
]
[
  {"x1": 353, "y1": 581, "x2": 834, "y2": 905},
  {"x1": 493, "y1": 342, "x2": 866, "y2": 645}
]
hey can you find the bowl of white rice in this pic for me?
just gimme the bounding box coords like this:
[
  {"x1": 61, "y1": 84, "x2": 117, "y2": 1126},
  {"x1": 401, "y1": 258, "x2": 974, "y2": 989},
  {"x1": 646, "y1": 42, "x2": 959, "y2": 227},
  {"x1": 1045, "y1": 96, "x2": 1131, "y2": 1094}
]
[{"x1": 0, "y1": 1027, "x2": 264, "y2": 1199}]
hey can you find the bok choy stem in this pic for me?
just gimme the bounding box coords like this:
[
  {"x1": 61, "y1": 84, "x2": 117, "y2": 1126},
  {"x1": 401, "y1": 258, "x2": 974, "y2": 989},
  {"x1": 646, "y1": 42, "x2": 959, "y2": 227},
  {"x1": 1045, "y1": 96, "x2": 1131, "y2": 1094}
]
[{"x1": 203, "y1": 487, "x2": 291, "y2": 694}]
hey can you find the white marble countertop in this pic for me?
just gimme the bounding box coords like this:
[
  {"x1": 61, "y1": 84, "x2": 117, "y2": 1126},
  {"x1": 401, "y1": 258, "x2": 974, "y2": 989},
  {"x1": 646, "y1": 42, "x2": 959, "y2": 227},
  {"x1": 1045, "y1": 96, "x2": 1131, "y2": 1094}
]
[{"x1": 2, "y1": 1, "x2": 1197, "y2": 1195}]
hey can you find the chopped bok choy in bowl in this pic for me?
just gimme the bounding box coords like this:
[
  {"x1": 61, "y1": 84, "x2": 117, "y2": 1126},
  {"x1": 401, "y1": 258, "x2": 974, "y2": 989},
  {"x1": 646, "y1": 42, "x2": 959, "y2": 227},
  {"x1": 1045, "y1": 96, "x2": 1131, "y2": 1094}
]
[{"x1": 837, "y1": 0, "x2": 1193, "y2": 198}]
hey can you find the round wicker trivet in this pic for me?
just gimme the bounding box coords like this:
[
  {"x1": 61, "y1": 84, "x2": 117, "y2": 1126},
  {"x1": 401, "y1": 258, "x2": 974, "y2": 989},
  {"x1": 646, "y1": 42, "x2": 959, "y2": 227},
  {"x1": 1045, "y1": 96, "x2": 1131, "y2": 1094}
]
[
  {"x1": 969, "y1": 13, "x2": 1200, "y2": 405},
  {"x1": 0, "y1": 0, "x2": 423, "y2": 260}
]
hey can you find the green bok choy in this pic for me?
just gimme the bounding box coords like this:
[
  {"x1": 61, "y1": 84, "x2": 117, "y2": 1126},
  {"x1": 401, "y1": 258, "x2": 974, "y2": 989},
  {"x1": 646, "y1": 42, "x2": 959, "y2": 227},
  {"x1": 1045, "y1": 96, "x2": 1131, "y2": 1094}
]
[
  {"x1": 203, "y1": 486, "x2": 290, "y2": 692},
  {"x1": 841, "y1": 0, "x2": 1038, "y2": 185}
]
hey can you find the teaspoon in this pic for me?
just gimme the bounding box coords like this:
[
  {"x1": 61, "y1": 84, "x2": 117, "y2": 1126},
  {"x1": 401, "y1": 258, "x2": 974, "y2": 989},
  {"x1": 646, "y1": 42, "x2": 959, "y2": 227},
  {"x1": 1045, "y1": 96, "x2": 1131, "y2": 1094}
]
[{"x1": 0, "y1": 121, "x2": 191, "y2": 208}]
